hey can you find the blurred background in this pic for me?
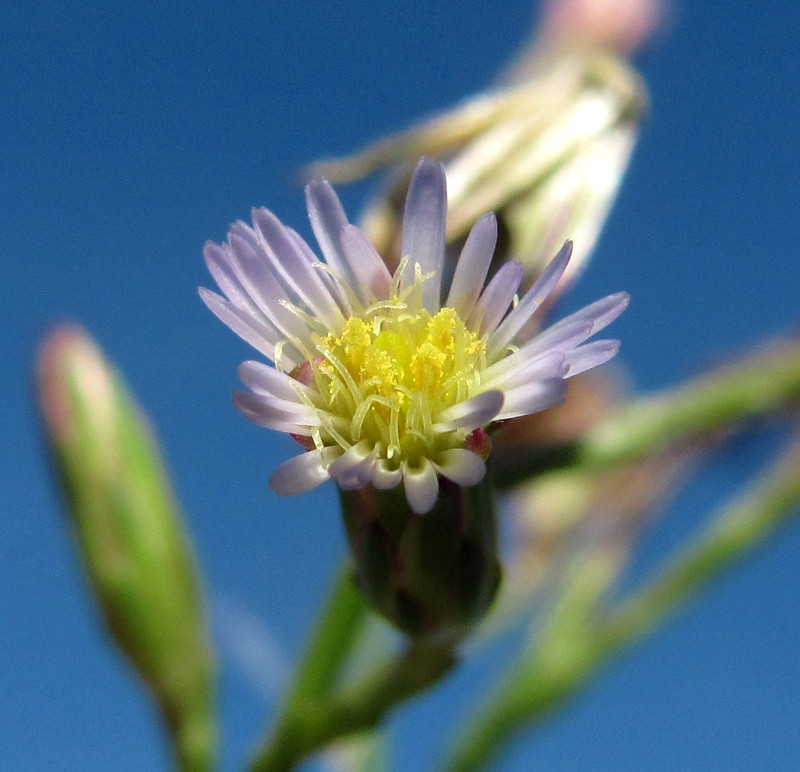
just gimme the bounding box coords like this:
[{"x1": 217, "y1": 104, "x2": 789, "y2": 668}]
[{"x1": 3, "y1": 1, "x2": 800, "y2": 769}]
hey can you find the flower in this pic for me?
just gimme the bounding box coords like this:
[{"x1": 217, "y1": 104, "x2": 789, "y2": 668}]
[
  {"x1": 310, "y1": 56, "x2": 645, "y2": 305},
  {"x1": 200, "y1": 158, "x2": 628, "y2": 514},
  {"x1": 308, "y1": 0, "x2": 655, "y2": 303}
]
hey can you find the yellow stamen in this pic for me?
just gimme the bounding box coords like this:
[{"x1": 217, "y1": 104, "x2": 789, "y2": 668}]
[{"x1": 311, "y1": 295, "x2": 486, "y2": 463}]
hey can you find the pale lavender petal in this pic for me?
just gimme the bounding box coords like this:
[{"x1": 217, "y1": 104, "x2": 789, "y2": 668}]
[
  {"x1": 337, "y1": 473, "x2": 371, "y2": 491},
  {"x1": 269, "y1": 447, "x2": 343, "y2": 496},
  {"x1": 574, "y1": 291, "x2": 630, "y2": 334},
  {"x1": 495, "y1": 379, "x2": 567, "y2": 421},
  {"x1": 371, "y1": 460, "x2": 403, "y2": 490},
  {"x1": 234, "y1": 412, "x2": 313, "y2": 436},
  {"x1": 233, "y1": 391, "x2": 321, "y2": 434},
  {"x1": 433, "y1": 390, "x2": 504, "y2": 432},
  {"x1": 541, "y1": 291, "x2": 630, "y2": 344},
  {"x1": 482, "y1": 350, "x2": 567, "y2": 391},
  {"x1": 433, "y1": 449, "x2": 486, "y2": 487},
  {"x1": 494, "y1": 291, "x2": 629, "y2": 369},
  {"x1": 234, "y1": 389, "x2": 316, "y2": 418},
  {"x1": 286, "y1": 226, "x2": 353, "y2": 315},
  {"x1": 199, "y1": 288, "x2": 301, "y2": 366},
  {"x1": 285, "y1": 225, "x2": 327, "y2": 263},
  {"x1": 506, "y1": 319, "x2": 595, "y2": 364},
  {"x1": 305, "y1": 180, "x2": 354, "y2": 285},
  {"x1": 488, "y1": 240, "x2": 573, "y2": 358},
  {"x1": 203, "y1": 242, "x2": 261, "y2": 317},
  {"x1": 238, "y1": 360, "x2": 313, "y2": 401},
  {"x1": 340, "y1": 224, "x2": 392, "y2": 301},
  {"x1": 483, "y1": 319, "x2": 592, "y2": 380},
  {"x1": 327, "y1": 440, "x2": 372, "y2": 479},
  {"x1": 468, "y1": 260, "x2": 524, "y2": 337},
  {"x1": 402, "y1": 459, "x2": 440, "y2": 514},
  {"x1": 564, "y1": 339, "x2": 621, "y2": 377},
  {"x1": 206, "y1": 238, "x2": 306, "y2": 349},
  {"x1": 400, "y1": 158, "x2": 446, "y2": 311},
  {"x1": 329, "y1": 442, "x2": 379, "y2": 490},
  {"x1": 228, "y1": 219, "x2": 261, "y2": 251},
  {"x1": 237, "y1": 415, "x2": 314, "y2": 435},
  {"x1": 226, "y1": 234, "x2": 314, "y2": 345},
  {"x1": 252, "y1": 207, "x2": 343, "y2": 330},
  {"x1": 446, "y1": 212, "x2": 498, "y2": 317}
]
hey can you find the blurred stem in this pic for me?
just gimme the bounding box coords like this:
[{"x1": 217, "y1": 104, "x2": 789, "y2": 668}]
[
  {"x1": 600, "y1": 429, "x2": 800, "y2": 647},
  {"x1": 495, "y1": 341, "x2": 800, "y2": 488},
  {"x1": 251, "y1": 639, "x2": 456, "y2": 772},
  {"x1": 170, "y1": 702, "x2": 217, "y2": 772},
  {"x1": 247, "y1": 564, "x2": 366, "y2": 770},
  {"x1": 445, "y1": 432, "x2": 800, "y2": 772},
  {"x1": 322, "y1": 729, "x2": 389, "y2": 772},
  {"x1": 285, "y1": 564, "x2": 367, "y2": 711}
]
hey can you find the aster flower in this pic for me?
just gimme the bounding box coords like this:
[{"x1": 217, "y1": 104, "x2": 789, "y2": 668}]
[{"x1": 200, "y1": 158, "x2": 627, "y2": 515}]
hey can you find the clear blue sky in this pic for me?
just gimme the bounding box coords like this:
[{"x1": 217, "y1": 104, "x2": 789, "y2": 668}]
[{"x1": 3, "y1": 2, "x2": 800, "y2": 770}]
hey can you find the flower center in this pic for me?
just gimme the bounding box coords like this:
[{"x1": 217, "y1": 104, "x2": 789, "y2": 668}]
[{"x1": 310, "y1": 302, "x2": 486, "y2": 465}]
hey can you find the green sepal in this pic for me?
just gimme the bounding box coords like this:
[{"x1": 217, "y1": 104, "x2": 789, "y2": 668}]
[{"x1": 339, "y1": 476, "x2": 501, "y2": 643}]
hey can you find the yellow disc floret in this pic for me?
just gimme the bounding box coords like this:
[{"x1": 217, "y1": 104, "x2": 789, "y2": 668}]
[{"x1": 309, "y1": 300, "x2": 486, "y2": 467}]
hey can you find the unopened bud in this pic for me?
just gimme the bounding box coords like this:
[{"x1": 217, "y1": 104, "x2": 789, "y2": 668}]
[{"x1": 36, "y1": 326, "x2": 215, "y2": 771}]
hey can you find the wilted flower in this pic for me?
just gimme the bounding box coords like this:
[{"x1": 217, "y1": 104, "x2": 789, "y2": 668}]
[
  {"x1": 534, "y1": 0, "x2": 663, "y2": 57},
  {"x1": 201, "y1": 158, "x2": 627, "y2": 514},
  {"x1": 309, "y1": 1, "x2": 657, "y2": 302}
]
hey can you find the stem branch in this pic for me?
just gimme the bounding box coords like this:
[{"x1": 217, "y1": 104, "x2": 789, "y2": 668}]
[{"x1": 446, "y1": 433, "x2": 800, "y2": 771}]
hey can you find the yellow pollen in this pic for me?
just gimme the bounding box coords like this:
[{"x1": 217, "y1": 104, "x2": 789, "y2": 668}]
[{"x1": 311, "y1": 303, "x2": 486, "y2": 463}]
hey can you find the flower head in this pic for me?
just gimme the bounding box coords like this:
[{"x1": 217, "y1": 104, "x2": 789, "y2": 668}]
[{"x1": 201, "y1": 158, "x2": 627, "y2": 514}]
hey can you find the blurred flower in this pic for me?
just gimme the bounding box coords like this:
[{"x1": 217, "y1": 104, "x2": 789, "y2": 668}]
[
  {"x1": 531, "y1": 0, "x2": 664, "y2": 59},
  {"x1": 201, "y1": 158, "x2": 627, "y2": 514},
  {"x1": 507, "y1": 446, "x2": 690, "y2": 602},
  {"x1": 309, "y1": 1, "x2": 656, "y2": 301},
  {"x1": 36, "y1": 326, "x2": 216, "y2": 771},
  {"x1": 498, "y1": 364, "x2": 685, "y2": 621}
]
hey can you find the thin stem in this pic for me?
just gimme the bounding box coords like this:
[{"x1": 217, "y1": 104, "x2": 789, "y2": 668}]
[
  {"x1": 251, "y1": 639, "x2": 456, "y2": 772},
  {"x1": 245, "y1": 564, "x2": 366, "y2": 771},
  {"x1": 600, "y1": 432, "x2": 800, "y2": 648},
  {"x1": 495, "y1": 341, "x2": 800, "y2": 488},
  {"x1": 445, "y1": 433, "x2": 800, "y2": 772},
  {"x1": 285, "y1": 564, "x2": 367, "y2": 711}
]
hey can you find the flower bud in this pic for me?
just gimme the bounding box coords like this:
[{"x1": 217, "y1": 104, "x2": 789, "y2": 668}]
[
  {"x1": 36, "y1": 326, "x2": 215, "y2": 771},
  {"x1": 339, "y1": 477, "x2": 501, "y2": 644}
]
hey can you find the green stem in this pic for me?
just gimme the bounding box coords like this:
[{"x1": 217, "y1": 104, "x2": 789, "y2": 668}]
[
  {"x1": 446, "y1": 433, "x2": 800, "y2": 772},
  {"x1": 285, "y1": 564, "x2": 367, "y2": 711},
  {"x1": 251, "y1": 639, "x2": 456, "y2": 772},
  {"x1": 245, "y1": 565, "x2": 366, "y2": 771},
  {"x1": 600, "y1": 432, "x2": 800, "y2": 648},
  {"x1": 495, "y1": 341, "x2": 800, "y2": 488}
]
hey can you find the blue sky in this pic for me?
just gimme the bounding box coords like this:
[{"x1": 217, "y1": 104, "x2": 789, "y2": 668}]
[{"x1": 3, "y1": 1, "x2": 800, "y2": 769}]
